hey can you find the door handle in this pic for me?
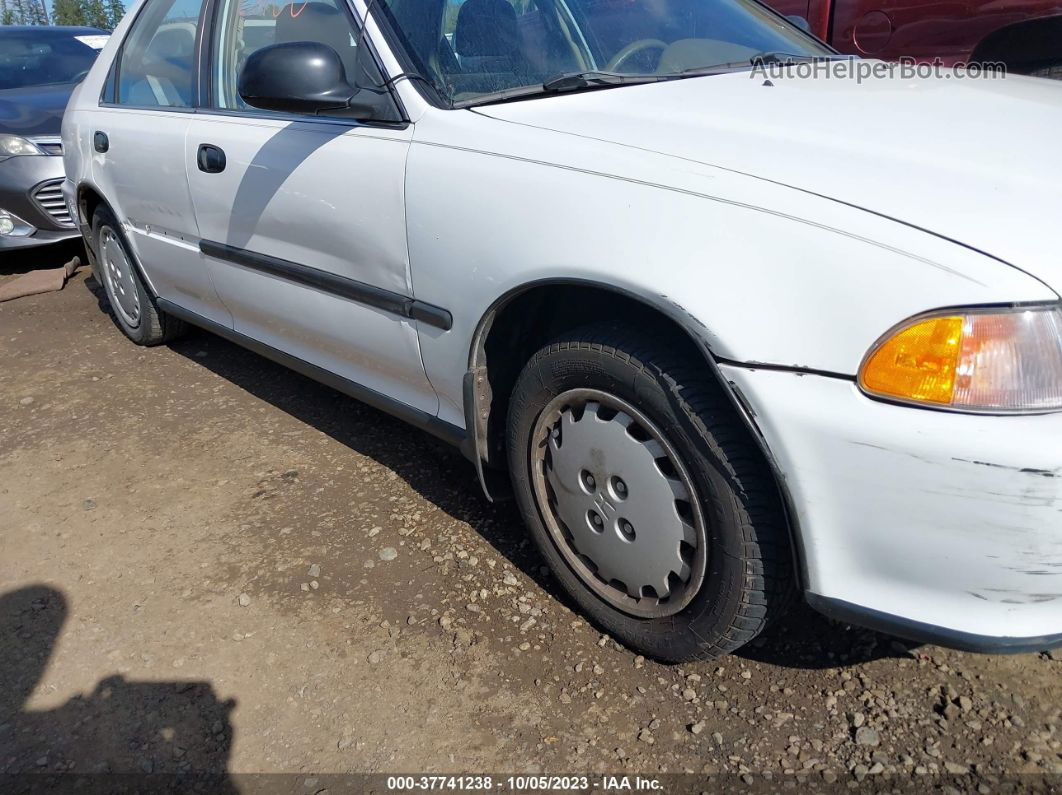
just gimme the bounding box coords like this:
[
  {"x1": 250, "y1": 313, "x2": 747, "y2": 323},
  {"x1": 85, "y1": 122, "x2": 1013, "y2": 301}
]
[
  {"x1": 93, "y1": 131, "x2": 109, "y2": 153},
  {"x1": 197, "y1": 144, "x2": 226, "y2": 174}
]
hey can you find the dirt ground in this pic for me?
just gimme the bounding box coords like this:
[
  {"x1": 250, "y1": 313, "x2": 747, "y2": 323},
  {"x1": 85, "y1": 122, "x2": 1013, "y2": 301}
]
[{"x1": 1, "y1": 247, "x2": 1060, "y2": 790}]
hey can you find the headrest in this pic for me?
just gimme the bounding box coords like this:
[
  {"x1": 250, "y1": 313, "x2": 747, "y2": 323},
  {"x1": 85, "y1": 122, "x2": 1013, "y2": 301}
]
[{"x1": 454, "y1": 0, "x2": 519, "y2": 58}]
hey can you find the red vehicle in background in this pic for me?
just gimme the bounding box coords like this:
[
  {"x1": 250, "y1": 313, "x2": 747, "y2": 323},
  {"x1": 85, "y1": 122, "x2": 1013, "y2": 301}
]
[{"x1": 767, "y1": 0, "x2": 1062, "y2": 77}]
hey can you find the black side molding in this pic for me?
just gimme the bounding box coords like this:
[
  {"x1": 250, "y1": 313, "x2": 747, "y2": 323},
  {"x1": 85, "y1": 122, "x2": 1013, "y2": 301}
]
[
  {"x1": 199, "y1": 240, "x2": 452, "y2": 331},
  {"x1": 157, "y1": 298, "x2": 465, "y2": 449},
  {"x1": 806, "y1": 592, "x2": 1062, "y2": 655}
]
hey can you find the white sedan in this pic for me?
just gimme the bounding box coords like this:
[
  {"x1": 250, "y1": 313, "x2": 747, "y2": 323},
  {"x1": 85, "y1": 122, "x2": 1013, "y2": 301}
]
[{"x1": 62, "y1": 0, "x2": 1061, "y2": 660}]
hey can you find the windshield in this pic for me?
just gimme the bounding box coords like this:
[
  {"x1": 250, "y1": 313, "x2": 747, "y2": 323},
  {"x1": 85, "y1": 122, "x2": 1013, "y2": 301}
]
[
  {"x1": 377, "y1": 0, "x2": 831, "y2": 106},
  {"x1": 0, "y1": 31, "x2": 108, "y2": 91}
]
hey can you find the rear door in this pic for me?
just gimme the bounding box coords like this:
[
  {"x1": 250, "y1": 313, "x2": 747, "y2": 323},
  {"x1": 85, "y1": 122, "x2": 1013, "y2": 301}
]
[
  {"x1": 91, "y1": 0, "x2": 231, "y2": 327},
  {"x1": 182, "y1": 0, "x2": 439, "y2": 415}
]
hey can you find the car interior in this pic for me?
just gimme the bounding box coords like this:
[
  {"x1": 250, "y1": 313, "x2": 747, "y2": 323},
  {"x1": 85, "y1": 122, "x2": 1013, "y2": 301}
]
[
  {"x1": 215, "y1": 0, "x2": 388, "y2": 112},
  {"x1": 380, "y1": 0, "x2": 808, "y2": 102},
  {"x1": 111, "y1": 0, "x2": 816, "y2": 109},
  {"x1": 0, "y1": 34, "x2": 100, "y2": 90},
  {"x1": 118, "y1": 16, "x2": 198, "y2": 107}
]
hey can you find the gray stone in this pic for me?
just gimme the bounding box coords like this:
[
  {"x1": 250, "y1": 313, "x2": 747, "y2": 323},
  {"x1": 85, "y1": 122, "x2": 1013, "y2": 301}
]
[{"x1": 855, "y1": 727, "x2": 880, "y2": 747}]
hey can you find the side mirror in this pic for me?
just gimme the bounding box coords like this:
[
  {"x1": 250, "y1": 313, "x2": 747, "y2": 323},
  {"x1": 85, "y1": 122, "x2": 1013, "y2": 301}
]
[
  {"x1": 786, "y1": 14, "x2": 811, "y2": 32},
  {"x1": 238, "y1": 41, "x2": 360, "y2": 115}
]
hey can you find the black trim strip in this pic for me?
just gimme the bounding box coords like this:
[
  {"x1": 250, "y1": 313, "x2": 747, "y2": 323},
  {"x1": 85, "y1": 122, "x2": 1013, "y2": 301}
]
[
  {"x1": 199, "y1": 240, "x2": 452, "y2": 330},
  {"x1": 806, "y1": 592, "x2": 1062, "y2": 654},
  {"x1": 157, "y1": 298, "x2": 464, "y2": 448},
  {"x1": 716, "y1": 357, "x2": 853, "y2": 381}
]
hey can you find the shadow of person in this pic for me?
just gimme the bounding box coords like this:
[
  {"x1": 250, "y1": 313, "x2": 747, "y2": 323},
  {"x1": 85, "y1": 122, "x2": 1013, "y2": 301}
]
[{"x1": 0, "y1": 585, "x2": 237, "y2": 791}]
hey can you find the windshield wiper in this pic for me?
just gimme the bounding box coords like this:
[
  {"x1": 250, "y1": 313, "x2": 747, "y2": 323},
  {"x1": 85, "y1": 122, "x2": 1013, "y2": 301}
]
[
  {"x1": 680, "y1": 51, "x2": 848, "y2": 76},
  {"x1": 540, "y1": 71, "x2": 667, "y2": 92},
  {"x1": 461, "y1": 53, "x2": 849, "y2": 108},
  {"x1": 752, "y1": 51, "x2": 837, "y2": 65},
  {"x1": 461, "y1": 71, "x2": 671, "y2": 108}
]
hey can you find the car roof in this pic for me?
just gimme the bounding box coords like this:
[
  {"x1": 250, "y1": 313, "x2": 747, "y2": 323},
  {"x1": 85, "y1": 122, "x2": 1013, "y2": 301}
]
[{"x1": 0, "y1": 26, "x2": 109, "y2": 35}]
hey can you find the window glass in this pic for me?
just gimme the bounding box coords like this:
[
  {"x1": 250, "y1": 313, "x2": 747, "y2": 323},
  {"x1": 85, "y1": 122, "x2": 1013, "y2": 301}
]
[
  {"x1": 0, "y1": 31, "x2": 107, "y2": 90},
  {"x1": 212, "y1": 0, "x2": 390, "y2": 117},
  {"x1": 117, "y1": 0, "x2": 204, "y2": 107},
  {"x1": 379, "y1": 0, "x2": 832, "y2": 105}
]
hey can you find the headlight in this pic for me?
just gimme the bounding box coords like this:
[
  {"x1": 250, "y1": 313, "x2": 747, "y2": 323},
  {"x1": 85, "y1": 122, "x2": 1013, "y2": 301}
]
[
  {"x1": 0, "y1": 208, "x2": 35, "y2": 237},
  {"x1": 0, "y1": 135, "x2": 44, "y2": 157},
  {"x1": 859, "y1": 305, "x2": 1062, "y2": 412}
]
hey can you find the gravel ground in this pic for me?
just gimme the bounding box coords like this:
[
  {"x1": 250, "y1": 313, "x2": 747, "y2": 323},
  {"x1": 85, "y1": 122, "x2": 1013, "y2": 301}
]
[{"x1": 1, "y1": 250, "x2": 1060, "y2": 789}]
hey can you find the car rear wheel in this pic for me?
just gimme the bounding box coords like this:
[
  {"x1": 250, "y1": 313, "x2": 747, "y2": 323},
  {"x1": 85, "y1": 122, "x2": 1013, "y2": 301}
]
[
  {"x1": 91, "y1": 206, "x2": 184, "y2": 346},
  {"x1": 507, "y1": 323, "x2": 794, "y2": 661}
]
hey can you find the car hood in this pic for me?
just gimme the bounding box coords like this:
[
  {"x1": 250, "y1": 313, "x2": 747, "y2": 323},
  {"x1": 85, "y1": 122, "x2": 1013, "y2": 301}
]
[
  {"x1": 0, "y1": 83, "x2": 75, "y2": 136},
  {"x1": 476, "y1": 68, "x2": 1062, "y2": 293}
]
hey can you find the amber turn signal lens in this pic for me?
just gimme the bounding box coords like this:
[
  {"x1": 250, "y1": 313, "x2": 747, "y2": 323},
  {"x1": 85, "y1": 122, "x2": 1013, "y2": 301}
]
[
  {"x1": 860, "y1": 316, "x2": 964, "y2": 405},
  {"x1": 859, "y1": 307, "x2": 1062, "y2": 411}
]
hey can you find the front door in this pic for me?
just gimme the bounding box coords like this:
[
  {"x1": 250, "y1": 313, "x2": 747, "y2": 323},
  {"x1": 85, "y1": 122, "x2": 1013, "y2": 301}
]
[{"x1": 184, "y1": 0, "x2": 439, "y2": 415}]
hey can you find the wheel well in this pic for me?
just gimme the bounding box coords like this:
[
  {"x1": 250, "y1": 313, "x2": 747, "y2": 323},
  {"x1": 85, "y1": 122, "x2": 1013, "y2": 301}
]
[
  {"x1": 969, "y1": 15, "x2": 1062, "y2": 73},
  {"x1": 77, "y1": 184, "x2": 106, "y2": 233},
  {"x1": 472, "y1": 284, "x2": 717, "y2": 471},
  {"x1": 74, "y1": 185, "x2": 160, "y2": 297},
  {"x1": 469, "y1": 282, "x2": 807, "y2": 589}
]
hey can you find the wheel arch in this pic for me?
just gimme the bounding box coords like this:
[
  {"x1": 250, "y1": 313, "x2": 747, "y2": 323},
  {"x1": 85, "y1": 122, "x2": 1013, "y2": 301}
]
[
  {"x1": 464, "y1": 278, "x2": 809, "y2": 588},
  {"x1": 76, "y1": 182, "x2": 107, "y2": 234},
  {"x1": 76, "y1": 181, "x2": 159, "y2": 298},
  {"x1": 969, "y1": 14, "x2": 1062, "y2": 73}
]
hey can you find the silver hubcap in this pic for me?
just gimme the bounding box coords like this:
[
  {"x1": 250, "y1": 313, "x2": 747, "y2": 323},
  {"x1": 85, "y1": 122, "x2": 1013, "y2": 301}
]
[
  {"x1": 100, "y1": 228, "x2": 141, "y2": 328},
  {"x1": 530, "y1": 389, "x2": 707, "y2": 618}
]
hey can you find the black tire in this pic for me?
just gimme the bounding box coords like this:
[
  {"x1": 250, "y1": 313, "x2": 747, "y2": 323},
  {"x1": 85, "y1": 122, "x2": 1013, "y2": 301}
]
[
  {"x1": 507, "y1": 323, "x2": 793, "y2": 662},
  {"x1": 1029, "y1": 62, "x2": 1062, "y2": 80},
  {"x1": 91, "y1": 206, "x2": 185, "y2": 346}
]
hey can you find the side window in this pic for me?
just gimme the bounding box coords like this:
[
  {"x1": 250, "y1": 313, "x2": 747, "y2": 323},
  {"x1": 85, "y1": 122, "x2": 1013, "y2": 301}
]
[
  {"x1": 212, "y1": 0, "x2": 396, "y2": 119},
  {"x1": 117, "y1": 0, "x2": 205, "y2": 107}
]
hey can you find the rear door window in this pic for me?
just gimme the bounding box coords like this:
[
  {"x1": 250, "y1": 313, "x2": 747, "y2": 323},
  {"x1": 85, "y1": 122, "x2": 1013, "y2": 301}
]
[{"x1": 117, "y1": 0, "x2": 205, "y2": 108}]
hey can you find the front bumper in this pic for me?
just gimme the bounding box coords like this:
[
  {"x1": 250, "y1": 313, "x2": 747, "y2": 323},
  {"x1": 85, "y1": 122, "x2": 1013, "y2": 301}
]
[
  {"x1": 722, "y1": 365, "x2": 1062, "y2": 653},
  {"x1": 0, "y1": 227, "x2": 81, "y2": 251},
  {"x1": 0, "y1": 154, "x2": 80, "y2": 250}
]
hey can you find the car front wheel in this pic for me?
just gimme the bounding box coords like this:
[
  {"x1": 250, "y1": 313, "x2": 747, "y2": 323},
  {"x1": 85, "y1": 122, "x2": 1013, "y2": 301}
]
[{"x1": 507, "y1": 323, "x2": 793, "y2": 662}]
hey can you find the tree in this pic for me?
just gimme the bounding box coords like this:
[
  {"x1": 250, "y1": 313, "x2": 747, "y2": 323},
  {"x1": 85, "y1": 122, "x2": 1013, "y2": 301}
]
[
  {"x1": 9, "y1": 0, "x2": 30, "y2": 23},
  {"x1": 7, "y1": 0, "x2": 29, "y2": 23},
  {"x1": 106, "y1": 0, "x2": 125, "y2": 29},
  {"x1": 52, "y1": 0, "x2": 87, "y2": 26},
  {"x1": 82, "y1": 0, "x2": 109, "y2": 28},
  {"x1": 6, "y1": 0, "x2": 47, "y2": 23}
]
